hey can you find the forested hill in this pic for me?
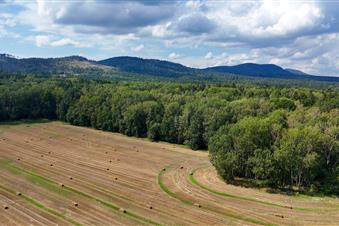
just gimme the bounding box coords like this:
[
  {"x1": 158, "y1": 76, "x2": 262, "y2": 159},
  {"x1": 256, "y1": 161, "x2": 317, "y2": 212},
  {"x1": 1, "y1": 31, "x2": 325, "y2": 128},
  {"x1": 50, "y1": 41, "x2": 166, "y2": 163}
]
[
  {"x1": 1, "y1": 53, "x2": 338, "y2": 82},
  {"x1": 98, "y1": 56, "x2": 197, "y2": 78},
  {"x1": 0, "y1": 54, "x2": 115, "y2": 76},
  {"x1": 204, "y1": 63, "x2": 302, "y2": 79}
]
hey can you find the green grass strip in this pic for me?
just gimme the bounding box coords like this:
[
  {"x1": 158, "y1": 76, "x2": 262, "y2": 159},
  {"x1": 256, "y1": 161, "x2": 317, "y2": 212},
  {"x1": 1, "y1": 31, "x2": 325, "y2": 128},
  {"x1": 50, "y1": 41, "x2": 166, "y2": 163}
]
[
  {"x1": 0, "y1": 184, "x2": 81, "y2": 226},
  {"x1": 188, "y1": 167, "x2": 310, "y2": 211},
  {"x1": 0, "y1": 159, "x2": 161, "y2": 226},
  {"x1": 158, "y1": 167, "x2": 275, "y2": 226}
]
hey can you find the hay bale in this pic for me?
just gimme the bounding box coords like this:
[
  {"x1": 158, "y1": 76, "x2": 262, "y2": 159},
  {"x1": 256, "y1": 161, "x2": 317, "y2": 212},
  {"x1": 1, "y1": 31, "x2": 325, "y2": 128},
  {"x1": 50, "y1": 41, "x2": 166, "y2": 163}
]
[
  {"x1": 180, "y1": 166, "x2": 184, "y2": 169},
  {"x1": 73, "y1": 202, "x2": 78, "y2": 207},
  {"x1": 119, "y1": 208, "x2": 126, "y2": 213},
  {"x1": 48, "y1": 151, "x2": 51, "y2": 154},
  {"x1": 105, "y1": 151, "x2": 108, "y2": 154},
  {"x1": 50, "y1": 163, "x2": 53, "y2": 167},
  {"x1": 147, "y1": 204, "x2": 153, "y2": 209},
  {"x1": 193, "y1": 203, "x2": 201, "y2": 208},
  {"x1": 162, "y1": 168, "x2": 166, "y2": 171},
  {"x1": 106, "y1": 168, "x2": 110, "y2": 171},
  {"x1": 190, "y1": 172, "x2": 194, "y2": 176},
  {"x1": 69, "y1": 176, "x2": 73, "y2": 180},
  {"x1": 59, "y1": 183, "x2": 64, "y2": 187},
  {"x1": 274, "y1": 214, "x2": 284, "y2": 218},
  {"x1": 4, "y1": 205, "x2": 9, "y2": 210},
  {"x1": 117, "y1": 159, "x2": 120, "y2": 161},
  {"x1": 114, "y1": 177, "x2": 118, "y2": 180},
  {"x1": 41, "y1": 154, "x2": 44, "y2": 157},
  {"x1": 109, "y1": 160, "x2": 112, "y2": 163},
  {"x1": 16, "y1": 192, "x2": 22, "y2": 196},
  {"x1": 17, "y1": 158, "x2": 20, "y2": 161}
]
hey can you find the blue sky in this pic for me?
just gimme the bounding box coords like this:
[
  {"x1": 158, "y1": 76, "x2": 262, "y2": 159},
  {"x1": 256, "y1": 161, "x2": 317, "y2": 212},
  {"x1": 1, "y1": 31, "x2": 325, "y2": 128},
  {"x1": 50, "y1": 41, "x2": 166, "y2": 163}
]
[{"x1": 0, "y1": 0, "x2": 338, "y2": 76}]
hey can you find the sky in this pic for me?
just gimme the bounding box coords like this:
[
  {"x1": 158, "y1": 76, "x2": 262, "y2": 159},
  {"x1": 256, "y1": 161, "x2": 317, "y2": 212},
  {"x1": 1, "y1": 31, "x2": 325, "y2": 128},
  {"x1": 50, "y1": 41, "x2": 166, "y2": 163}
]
[{"x1": 0, "y1": 0, "x2": 338, "y2": 76}]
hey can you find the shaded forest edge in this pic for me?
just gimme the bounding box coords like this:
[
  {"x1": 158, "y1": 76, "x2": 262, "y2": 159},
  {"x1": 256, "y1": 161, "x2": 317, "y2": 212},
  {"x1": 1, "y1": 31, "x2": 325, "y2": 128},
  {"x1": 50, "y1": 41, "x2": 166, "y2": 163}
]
[{"x1": 0, "y1": 74, "x2": 338, "y2": 196}]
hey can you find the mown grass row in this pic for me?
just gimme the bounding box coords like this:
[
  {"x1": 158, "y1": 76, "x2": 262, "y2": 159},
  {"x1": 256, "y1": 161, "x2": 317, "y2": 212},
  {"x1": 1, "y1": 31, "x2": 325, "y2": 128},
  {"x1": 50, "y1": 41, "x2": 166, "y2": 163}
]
[
  {"x1": 0, "y1": 159, "x2": 161, "y2": 226},
  {"x1": 158, "y1": 167, "x2": 275, "y2": 226},
  {"x1": 188, "y1": 167, "x2": 311, "y2": 211},
  {"x1": 0, "y1": 184, "x2": 81, "y2": 226}
]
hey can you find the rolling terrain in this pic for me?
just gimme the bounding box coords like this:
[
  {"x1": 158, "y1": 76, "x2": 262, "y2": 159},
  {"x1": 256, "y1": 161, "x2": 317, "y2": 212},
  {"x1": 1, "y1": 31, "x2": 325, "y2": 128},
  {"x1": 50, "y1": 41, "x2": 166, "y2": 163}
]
[
  {"x1": 1, "y1": 54, "x2": 338, "y2": 82},
  {"x1": 0, "y1": 122, "x2": 338, "y2": 225}
]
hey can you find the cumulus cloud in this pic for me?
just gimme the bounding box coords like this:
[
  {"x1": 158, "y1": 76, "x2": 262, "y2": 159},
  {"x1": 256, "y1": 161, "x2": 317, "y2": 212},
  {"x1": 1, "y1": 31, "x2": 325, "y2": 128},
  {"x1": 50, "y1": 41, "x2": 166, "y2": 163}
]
[
  {"x1": 33, "y1": 35, "x2": 82, "y2": 48},
  {"x1": 131, "y1": 44, "x2": 144, "y2": 52},
  {"x1": 204, "y1": 52, "x2": 213, "y2": 60},
  {"x1": 174, "y1": 13, "x2": 216, "y2": 34},
  {"x1": 27, "y1": 1, "x2": 179, "y2": 34},
  {"x1": 168, "y1": 52, "x2": 184, "y2": 60}
]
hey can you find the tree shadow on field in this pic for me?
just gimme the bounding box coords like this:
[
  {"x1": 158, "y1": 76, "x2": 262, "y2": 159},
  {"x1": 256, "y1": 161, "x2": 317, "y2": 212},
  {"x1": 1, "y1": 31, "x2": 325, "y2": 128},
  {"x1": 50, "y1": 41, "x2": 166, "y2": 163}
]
[
  {"x1": 228, "y1": 177, "x2": 339, "y2": 198},
  {"x1": 0, "y1": 119, "x2": 51, "y2": 126}
]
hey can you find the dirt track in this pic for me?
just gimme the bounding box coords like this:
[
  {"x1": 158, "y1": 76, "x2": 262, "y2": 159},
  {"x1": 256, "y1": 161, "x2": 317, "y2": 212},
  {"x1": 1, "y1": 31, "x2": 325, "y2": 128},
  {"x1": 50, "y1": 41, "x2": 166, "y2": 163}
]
[{"x1": 0, "y1": 122, "x2": 338, "y2": 225}]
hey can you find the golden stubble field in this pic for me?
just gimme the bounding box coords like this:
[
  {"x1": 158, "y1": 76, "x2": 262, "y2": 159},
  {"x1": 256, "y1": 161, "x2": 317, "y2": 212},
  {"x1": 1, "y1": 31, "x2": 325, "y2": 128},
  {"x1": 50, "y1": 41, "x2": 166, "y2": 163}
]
[{"x1": 0, "y1": 122, "x2": 338, "y2": 226}]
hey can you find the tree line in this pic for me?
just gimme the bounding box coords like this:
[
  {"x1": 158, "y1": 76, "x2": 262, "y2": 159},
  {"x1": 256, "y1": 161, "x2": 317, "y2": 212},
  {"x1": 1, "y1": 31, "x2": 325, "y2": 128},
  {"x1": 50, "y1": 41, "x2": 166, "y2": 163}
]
[{"x1": 0, "y1": 75, "x2": 338, "y2": 194}]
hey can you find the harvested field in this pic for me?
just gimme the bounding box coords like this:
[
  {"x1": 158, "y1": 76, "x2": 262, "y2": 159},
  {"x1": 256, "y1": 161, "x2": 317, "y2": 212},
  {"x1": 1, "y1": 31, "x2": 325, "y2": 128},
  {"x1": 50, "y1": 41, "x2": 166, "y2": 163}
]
[{"x1": 0, "y1": 121, "x2": 338, "y2": 225}]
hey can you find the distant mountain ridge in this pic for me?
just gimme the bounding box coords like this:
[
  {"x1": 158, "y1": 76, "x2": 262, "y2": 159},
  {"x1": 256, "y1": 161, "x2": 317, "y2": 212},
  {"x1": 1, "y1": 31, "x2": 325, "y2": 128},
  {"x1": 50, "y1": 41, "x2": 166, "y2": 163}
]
[
  {"x1": 0, "y1": 53, "x2": 338, "y2": 82},
  {"x1": 98, "y1": 56, "x2": 196, "y2": 77},
  {"x1": 204, "y1": 63, "x2": 303, "y2": 79}
]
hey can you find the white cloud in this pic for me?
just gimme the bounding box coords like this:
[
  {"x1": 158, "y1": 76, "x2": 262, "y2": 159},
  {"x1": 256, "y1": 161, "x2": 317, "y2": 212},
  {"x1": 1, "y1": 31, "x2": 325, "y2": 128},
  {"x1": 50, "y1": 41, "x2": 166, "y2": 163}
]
[
  {"x1": 35, "y1": 35, "x2": 51, "y2": 47},
  {"x1": 168, "y1": 52, "x2": 183, "y2": 59},
  {"x1": 204, "y1": 52, "x2": 213, "y2": 59},
  {"x1": 131, "y1": 44, "x2": 144, "y2": 52},
  {"x1": 51, "y1": 38, "x2": 80, "y2": 47}
]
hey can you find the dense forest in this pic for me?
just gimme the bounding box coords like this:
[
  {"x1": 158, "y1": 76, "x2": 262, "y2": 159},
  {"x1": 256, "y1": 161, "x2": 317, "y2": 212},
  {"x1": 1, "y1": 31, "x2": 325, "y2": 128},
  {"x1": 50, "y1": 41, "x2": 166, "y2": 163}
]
[{"x1": 0, "y1": 74, "x2": 338, "y2": 194}]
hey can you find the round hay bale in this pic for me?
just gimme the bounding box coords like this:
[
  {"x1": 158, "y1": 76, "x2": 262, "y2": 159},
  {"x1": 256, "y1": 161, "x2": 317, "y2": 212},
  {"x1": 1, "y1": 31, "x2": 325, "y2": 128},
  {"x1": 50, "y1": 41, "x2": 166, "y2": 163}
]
[
  {"x1": 194, "y1": 203, "x2": 201, "y2": 208},
  {"x1": 16, "y1": 192, "x2": 22, "y2": 196},
  {"x1": 17, "y1": 158, "x2": 20, "y2": 161},
  {"x1": 162, "y1": 168, "x2": 166, "y2": 171},
  {"x1": 4, "y1": 205, "x2": 9, "y2": 210},
  {"x1": 106, "y1": 168, "x2": 110, "y2": 171},
  {"x1": 180, "y1": 166, "x2": 184, "y2": 169},
  {"x1": 190, "y1": 172, "x2": 194, "y2": 176},
  {"x1": 114, "y1": 177, "x2": 118, "y2": 180},
  {"x1": 119, "y1": 208, "x2": 126, "y2": 213},
  {"x1": 59, "y1": 183, "x2": 64, "y2": 187},
  {"x1": 117, "y1": 159, "x2": 120, "y2": 161},
  {"x1": 148, "y1": 204, "x2": 153, "y2": 209},
  {"x1": 50, "y1": 164, "x2": 53, "y2": 167},
  {"x1": 69, "y1": 176, "x2": 73, "y2": 180},
  {"x1": 109, "y1": 160, "x2": 112, "y2": 163},
  {"x1": 41, "y1": 155, "x2": 44, "y2": 157},
  {"x1": 48, "y1": 151, "x2": 51, "y2": 154},
  {"x1": 73, "y1": 202, "x2": 78, "y2": 207},
  {"x1": 105, "y1": 151, "x2": 108, "y2": 154}
]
